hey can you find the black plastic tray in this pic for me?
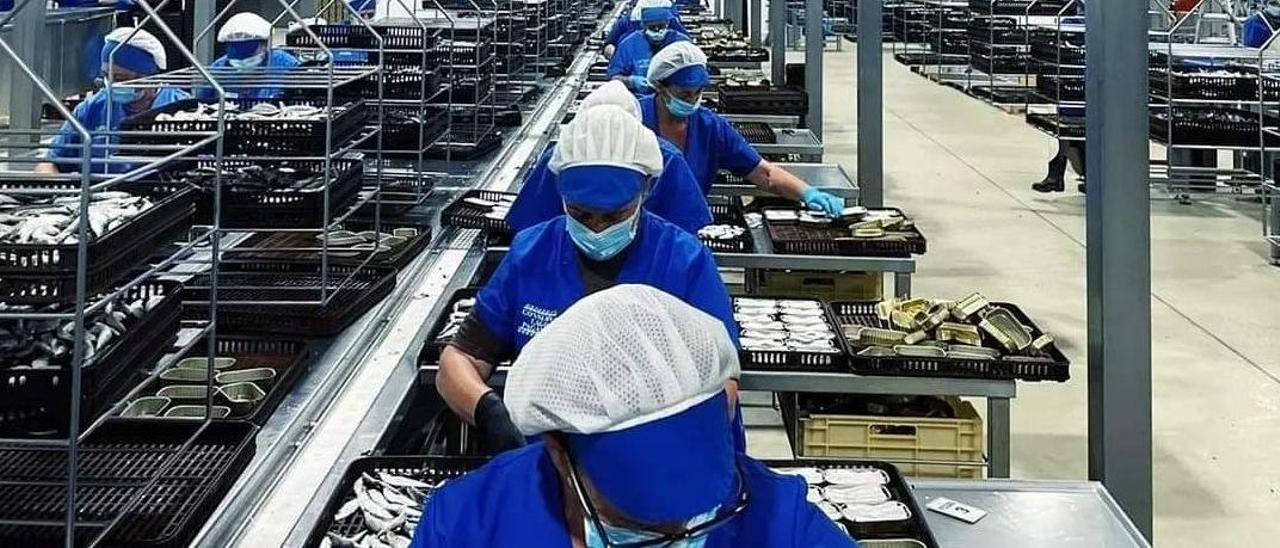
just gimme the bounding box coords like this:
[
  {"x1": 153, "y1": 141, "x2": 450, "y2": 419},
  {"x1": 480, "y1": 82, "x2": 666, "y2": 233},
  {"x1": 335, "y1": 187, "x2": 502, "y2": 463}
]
[
  {"x1": 304, "y1": 456, "x2": 488, "y2": 548},
  {"x1": 419, "y1": 287, "x2": 480, "y2": 365},
  {"x1": 286, "y1": 24, "x2": 440, "y2": 50},
  {"x1": 760, "y1": 458, "x2": 940, "y2": 547},
  {"x1": 734, "y1": 296, "x2": 850, "y2": 373},
  {"x1": 763, "y1": 207, "x2": 927, "y2": 258},
  {"x1": 123, "y1": 156, "x2": 363, "y2": 230},
  {"x1": 120, "y1": 98, "x2": 370, "y2": 157},
  {"x1": 440, "y1": 190, "x2": 516, "y2": 236},
  {"x1": 1036, "y1": 73, "x2": 1085, "y2": 102},
  {"x1": 1149, "y1": 106, "x2": 1280, "y2": 147},
  {"x1": 0, "y1": 187, "x2": 194, "y2": 305},
  {"x1": 831, "y1": 300, "x2": 1070, "y2": 381},
  {"x1": 127, "y1": 337, "x2": 311, "y2": 424},
  {"x1": 0, "y1": 419, "x2": 257, "y2": 547},
  {"x1": 700, "y1": 202, "x2": 755, "y2": 253},
  {"x1": 235, "y1": 220, "x2": 432, "y2": 271},
  {"x1": 0, "y1": 280, "x2": 183, "y2": 436},
  {"x1": 374, "y1": 104, "x2": 451, "y2": 155},
  {"x1": 717, "y1": 86, "x2": 808, "y2": 116},
  {"x1": 732, "y1": 121, "x2": 777, "y2": 144},
  {"x1": 183, "y1": 263, "x2": 397, "y2": 338}
]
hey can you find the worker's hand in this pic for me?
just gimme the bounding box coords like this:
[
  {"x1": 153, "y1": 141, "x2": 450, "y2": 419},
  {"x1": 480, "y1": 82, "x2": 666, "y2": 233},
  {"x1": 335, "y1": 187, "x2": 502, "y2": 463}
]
[
  {"x1": 801, "y1": 187, "x2": 845, "y2": 218},
  {"x1": 473, "y1": 390, "x2": 526, "y2": 454},
  {"x1": 628, "y1": 75, "x2": 653, "y2": 93},
  {"x1": 604, "y1": 44, "x2": 617, "y2": 59}
]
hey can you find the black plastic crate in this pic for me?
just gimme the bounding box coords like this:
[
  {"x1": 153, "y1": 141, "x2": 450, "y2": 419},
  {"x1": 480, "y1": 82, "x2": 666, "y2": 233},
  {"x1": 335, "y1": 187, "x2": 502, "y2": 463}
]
[
  {"x1": 966, "y1": 17, "x2": 1023, "y2": 43},
  {"x1": 1149, "y1": 106, "x2": 1280, "y2": 147},
  {"x1": 830, "y1": 300, "x2": 1070, "y2": 381},
  {"x1": 234, "y1": 220, "x2": 432, "y2": 271},
  {"x1": 892, "y1": 52, "x2": 969, "y2": 66},
  {"x1": 734, "y1": 296, "x2": 850, "y2": 373},
  {"x1": 120, "y1": 98, "x2": 370, "y2": 157},
  {"x1": 440, "y1": 190, "x2": 516, "y2": 236},
  {"x1": 286, "y1": 24, "x2": 439, "y2": 51},
  {"x1": 305, "y1": 456, "x2": 487, "y2": 547},
  {"x1": 1149, "y1": 65, "x2": 1280, "y2": 102},
  {"x1": 763, "y1": 207, "x2": 927, "y2": 258},
  {"x1": 0, "y1": 281, "x2": 183, "y2": 436},
  {"x1": 705, "y1": 46, "x2": 769, "y2": 63},
  {"x1": 0, "y1": 420, "x2": 257, "y2": 548},
  {"x1": 1036, "y1": 73, "x2": 1085, "y2": 102},
  {"x1": 0, "y1": 187, "x2": 194, "y2": 305},
  {"x1": 700, "y1": 202, "x2": 755, "y2": 253},
  {"x1": 761, "y1": 459, "x2": 939, "y2": 547},
  {"x1": 126, "y1": 337, "x2": 311, "y2": 424},
  {"x1": 122, "y1": 156, "x2": 364, "y2": 230},
  {"x1": 1026, "y1": 111, "x2": 1084, "y2": 139},
  {"x1": 718, "y1": 86, "x2": 809, "y2": 116},
  {"x1": 183, "y1": 263, "x2": 397, "y2": 338},
  {"x1": 732, "y1": 121, "x2": 777, "y2": 144},
  {"x1": 373, "y1": 104, "x2": 452, "y2": 155},
  {"x1": 419, "y1": 287, "x2": 480, "y2": 366}
]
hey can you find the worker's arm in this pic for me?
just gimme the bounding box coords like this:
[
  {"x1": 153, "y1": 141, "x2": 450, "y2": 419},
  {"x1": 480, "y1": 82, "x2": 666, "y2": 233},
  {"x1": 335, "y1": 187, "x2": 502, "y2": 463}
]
[
  {"x1": 745, "y1": 160, "x2": 808, "y2": 200},
  {"x1": 436, "y1": 344, "x2": 497, "y2": 425},
  {"x1": 34, "y1": 162, "x2": 59, "y2": 174}
]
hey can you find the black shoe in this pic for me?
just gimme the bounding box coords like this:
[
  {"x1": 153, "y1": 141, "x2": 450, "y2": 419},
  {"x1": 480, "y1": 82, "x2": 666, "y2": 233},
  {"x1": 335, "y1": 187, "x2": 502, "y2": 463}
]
[
  {"x1": 1077, "y1": 182, "x2": 1087, "y2": 193},
  {"x1": 1032, "y1": 177, "x2": 1065, "y2": 193}
]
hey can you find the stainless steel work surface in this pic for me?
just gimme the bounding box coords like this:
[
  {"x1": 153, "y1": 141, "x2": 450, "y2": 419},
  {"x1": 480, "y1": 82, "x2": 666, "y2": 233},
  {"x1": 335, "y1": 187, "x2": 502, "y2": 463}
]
[
  {"x1": 910, "y1": 480, "x2": 1150, "y2": 548},
  {"x1": 754, "y1": 128, "x2": 823, "y2": 157},
  {"x1": 711, "y1": 162, "x2": 858, "y2": 199}
]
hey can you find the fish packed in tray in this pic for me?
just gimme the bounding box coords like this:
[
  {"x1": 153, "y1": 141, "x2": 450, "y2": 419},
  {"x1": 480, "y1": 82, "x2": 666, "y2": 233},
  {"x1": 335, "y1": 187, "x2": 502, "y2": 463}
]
[
  {"x1": 160, "y1": 163, "x2": 341, "y2": 194},
  {"x1": 0, "y1": 289, "x2": 166, "y2": 369},
  {"x1": 734, "y1": 297, "x2": 841, "y2": 355},
  {"x1": 848, "y1": 293, "x2": 1057, "y2": 361},
  {"x1": 697, "y1": 223, "x2": 746, "y2": 241},
  {"x1": 154, "y1": 101, "x2": 345, "y2": 122},
  {"x1": 769, "y1": 464, "x2": 911, "y2": 531},
  {"x1": 462, "y1": 193, "x2": 515, "y2": 221},
  {"x1": 764, "y1": 207, "x2": 910, "y2": 238},
  {"x1": 316, "y1": 227, "x2": 422, "y2": 257},
  {"x1": 321, "y1": 471, "x2": 440, "y2": 548},
  {"x1": 0, "y1": 191, "x2": 153, "y2": 245}
]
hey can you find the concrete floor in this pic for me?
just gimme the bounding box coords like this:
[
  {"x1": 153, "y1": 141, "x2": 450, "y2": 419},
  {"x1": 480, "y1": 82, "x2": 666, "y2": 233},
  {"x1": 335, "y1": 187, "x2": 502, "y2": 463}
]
[{"x1": 744, "y1": 45, "x2": 1280, "y2": 546}]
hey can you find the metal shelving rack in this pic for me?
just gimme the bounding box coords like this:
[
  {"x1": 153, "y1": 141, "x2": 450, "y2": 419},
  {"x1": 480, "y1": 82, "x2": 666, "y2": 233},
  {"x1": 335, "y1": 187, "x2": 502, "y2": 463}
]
[
  {"x1": 0, "y1": 1, "x2": 226, "y2": 546},
  {"x1": 918, "y1": 0, "x2": 971, "y2": 85},
  {"x1": 966, "y1": 0, "x2": 1066, "y2": 108},
  {"x1": 891, "y1": 0, "x2": 932, "y2": 60},
  {"x1": 1023, "y1": 2, "x2": 1084, "y2": 145}
]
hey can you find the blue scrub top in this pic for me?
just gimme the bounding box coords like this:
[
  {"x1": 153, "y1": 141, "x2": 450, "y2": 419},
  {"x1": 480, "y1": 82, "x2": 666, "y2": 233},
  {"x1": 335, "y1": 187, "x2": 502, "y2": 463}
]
[
  {"x1": 474, "y1": 211, "x2": 738, "y2": 351},
  {"x1": 47, "y1": 86, "x2": 191, "y2": 174},
  {"x1": 410, "y1": 443, "x2": 858, "y2": 548},
  {"x1": 640, "y1": 94, "x2": 764, "y2": 195},
  {"x1": 506, "y1": 139, "x2": 712, "y2": 235},
  {"x1": 607, "y1": 30, "x2": 691, "y2": 80},
  {"x1": 1244, "y1": 13, "x2": 1277, "y2": 48},
  {"x1": 198, "y1": 49, "x2": 302, "y2": 100},
  {"x1": 606, "y1": 13, "x2": 691, "y2": 48}
]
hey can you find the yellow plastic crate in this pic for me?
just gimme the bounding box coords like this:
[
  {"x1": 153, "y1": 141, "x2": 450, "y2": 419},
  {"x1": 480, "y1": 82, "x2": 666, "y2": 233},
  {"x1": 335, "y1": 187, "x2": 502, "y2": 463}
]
[
  {"x1": 748, "y1": 269, "x2": 884, "y2": 301},
  {"x1": 797, "y1": 398, "x2": 985, "y2": 479}
]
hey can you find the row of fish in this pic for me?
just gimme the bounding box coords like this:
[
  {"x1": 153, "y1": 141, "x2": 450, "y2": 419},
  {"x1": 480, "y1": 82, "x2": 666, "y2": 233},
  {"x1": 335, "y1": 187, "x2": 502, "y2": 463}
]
[
  {"x1": 771, "y1": 465, "x2": 913, "y2": 525},
  {"x1": 735, "y1": 298, "x2": 842, "y2": 355},
  {"x1": 155, "y1": 101, "x2": 342, "y2": 122},
  {"x1": 165, "y1": 164, "x2": 332, "y2": 194},
  {"x1": 321, "y1": 471, "x2": 441, "y2": 548},
  {"x1": 0, "y1": 191, "x2": 153, "y2": 245},
  {"x1": 0, "y1": 289, "x2": 163, "y2": 369}
]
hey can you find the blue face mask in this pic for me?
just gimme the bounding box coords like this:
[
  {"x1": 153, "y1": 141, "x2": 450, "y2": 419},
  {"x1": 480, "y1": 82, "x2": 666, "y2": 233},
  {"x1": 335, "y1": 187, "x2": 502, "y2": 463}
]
[
  {"x1": 645, "y1": 28, "x2": 669, "y2": 43},
  {"x1": 229, "y1": 51, "x2": 267, "y2": 70},
  {"x1": 565, "y1": 203, "x2": 641, "y2": 261},
  {"x1": 584, "y1": 507, "x2": 718, "y2": 548},
  {"x1": 664, "y1": 92, "x2": 700, "y2": 119},
  {"x1": 106, "y1": 85, "x2": 142, "y2": 105}
]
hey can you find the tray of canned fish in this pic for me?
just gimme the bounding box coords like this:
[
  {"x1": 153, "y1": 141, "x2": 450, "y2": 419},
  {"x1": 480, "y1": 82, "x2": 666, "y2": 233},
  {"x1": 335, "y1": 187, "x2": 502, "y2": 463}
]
[
  {"x1": 236, "y1": 221, "x2": 431, "y2": 271},
  {"x1": 734, "y1": 296, "x2": 850, "y2": 372},
  {"x1": 121, "y1": 98, "x2": 370, "y2": 156},
  {"x1": 762, "y1": 206, "x2": 927, "y2": 258},
  {"x1": 0, "y1": 186, "x2": 194, "y2": 304},
  {"x1": 832, "y1": 294, "x2": 1069, "y2": 381},
  {"x1": 305, "y1": 456, "x2": 488, "y2": 548},
  {"x1": 419, "y1": 287, "x2": 481, "y2": 366},
  {"x1": 125, "y1": 155, "x2": 363, "y2": 230},
  {"x1": 119, "y1": 337, "x2": 311, "y2": 423},
  {"x1": 440, "y1": 190, "x2": 516, "y2": 236},
  {"x1": 765, "y1": 459, "x2": 939, "y2": 547},
  {"x1": 0, "y1": 280, "x2": 182, "y2": 437},
  {"x1": 0, "y1": 419, "x2": 256, "y2": 547},
  {"x1": 698, "y1": 201, "x2": 755, "y2": 253},
  {"x1": 183, "y1": 263, "x2": 397, "y2": 338}
]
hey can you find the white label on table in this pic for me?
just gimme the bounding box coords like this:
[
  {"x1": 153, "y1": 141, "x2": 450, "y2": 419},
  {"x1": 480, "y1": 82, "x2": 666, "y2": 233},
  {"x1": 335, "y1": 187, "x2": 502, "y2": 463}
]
[{"x1": 926, "y1": 497, "x2": 988, "y2": 524}]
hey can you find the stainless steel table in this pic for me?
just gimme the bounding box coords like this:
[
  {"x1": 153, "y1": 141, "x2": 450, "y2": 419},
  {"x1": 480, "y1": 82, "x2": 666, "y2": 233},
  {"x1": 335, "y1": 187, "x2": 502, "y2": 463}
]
[
  {"x1": 911, "y1": 480, "x2": 1151, "y2": 547},
  {"x1": 710, "y1": 162, "x2": 858, "y2": 200},
  {"x1": 753, "y1": 128, "x2": 823, "y2": 160}
]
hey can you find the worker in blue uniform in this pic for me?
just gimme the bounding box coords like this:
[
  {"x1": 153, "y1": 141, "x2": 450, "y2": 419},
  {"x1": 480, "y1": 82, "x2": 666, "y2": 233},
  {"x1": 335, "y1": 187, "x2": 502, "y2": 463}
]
[
  {"x1": 37, "y1": 27, "x2": 190, "y2": 175},
  {"x1": 604, "y1": 0, "x2": 690, "y2": 58},
  {"x1": 607, "y1": 1, "x2": 691, "y2": 94},
  {"x1": 198, "y1": 13, "x2": 301, "y2": 100},
  {"x1": 507, "y1": 81, "x2": 711, "y2": 234},
  {"x1": 1243, "y1": 0, "x2": 1280, "y2": 48},
  {"x1": 412, "y1": 285, "x2": 857, "y2": 548},
  {"x1": 642, "y1": 42, "x2": 846, "y2": 216},
  {"x1": 435, "y1": 105, "x2": 740, "y2": 455}
]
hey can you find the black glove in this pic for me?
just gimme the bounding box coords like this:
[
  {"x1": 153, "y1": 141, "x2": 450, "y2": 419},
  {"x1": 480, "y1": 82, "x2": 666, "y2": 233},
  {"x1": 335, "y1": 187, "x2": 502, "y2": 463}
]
[{"x1": 474, "y1": 390, "x2": 526, "y2": 454}]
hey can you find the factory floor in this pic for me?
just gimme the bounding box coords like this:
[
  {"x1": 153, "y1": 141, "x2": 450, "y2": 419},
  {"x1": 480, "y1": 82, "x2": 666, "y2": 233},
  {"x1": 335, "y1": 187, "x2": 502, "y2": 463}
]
[{"x1": 742, "y1": 45, "x2": 1280, "y2": 546}]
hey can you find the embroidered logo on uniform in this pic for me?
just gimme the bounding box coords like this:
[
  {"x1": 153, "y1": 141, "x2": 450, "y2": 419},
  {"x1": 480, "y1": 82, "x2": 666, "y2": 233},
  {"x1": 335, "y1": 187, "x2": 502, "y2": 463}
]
[{"x1": 517, "y1": 304, "x2": 558, "y2": 338}]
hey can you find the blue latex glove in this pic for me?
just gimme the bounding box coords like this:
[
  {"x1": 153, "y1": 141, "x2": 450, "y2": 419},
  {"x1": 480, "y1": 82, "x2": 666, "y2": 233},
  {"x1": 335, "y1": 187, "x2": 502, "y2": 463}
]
[
  {"x1": 628, "y1": 75, "x2": 653, "y2": 93},
  {"x1": 801, "y1": 187, "x2": 845, "y2": 217}
]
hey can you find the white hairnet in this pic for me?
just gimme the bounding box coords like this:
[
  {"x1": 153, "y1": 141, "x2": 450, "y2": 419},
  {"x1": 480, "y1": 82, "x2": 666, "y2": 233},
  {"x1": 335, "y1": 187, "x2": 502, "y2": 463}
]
[
  {"x1": 579, "y1": 81, "x2": 641, "y2": 120},
  {"x1": 218, "y1": 13, "x2": 272, "y2": 43},
  {"x1": 103, "y1": 27, "x2": 168, "y2": 71},
  {"x1": 549, "y1": 104, "x2": 664, "y2": 177},
  {"x1": 506, "y1": 285, "x2": 741, "y2": 436},
  {"x1": 630, "y1": 0, "x2": 673, "y2": 21},
  {"x1": 647, "y1": 41, "x2": 707, "y2": 85}
]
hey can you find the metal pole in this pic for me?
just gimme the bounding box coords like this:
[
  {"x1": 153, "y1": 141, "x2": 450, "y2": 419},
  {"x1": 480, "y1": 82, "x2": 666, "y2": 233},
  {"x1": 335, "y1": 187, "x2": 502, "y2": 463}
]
[
  {"x1": 770, "y1": 0, "x2": 786, "y2": 84},
  {"x1": 750, "y1": 0, "x2": 763, "y2": 47},
  {"x1": 7, "y1": 0, "x2": 45, "y2": 136},
  {"x1": 1085, "y1": 0, "x2": 1153, "y2": 541},
  {"x1": 857, "y1": 0, "x2": 883, "y2": 207},
  {"x1": 192, "y1": 0, "x2": 216, "y2": 64},
  {"x1": 804, "y1": 0, "x2": 822, "y2": 137}
]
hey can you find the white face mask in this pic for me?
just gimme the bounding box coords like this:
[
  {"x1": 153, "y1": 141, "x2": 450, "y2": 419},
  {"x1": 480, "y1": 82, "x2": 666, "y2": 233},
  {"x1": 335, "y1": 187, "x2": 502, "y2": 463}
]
[{"x1": 229, "y1": 51, "x2": 266, "y2": 69}]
